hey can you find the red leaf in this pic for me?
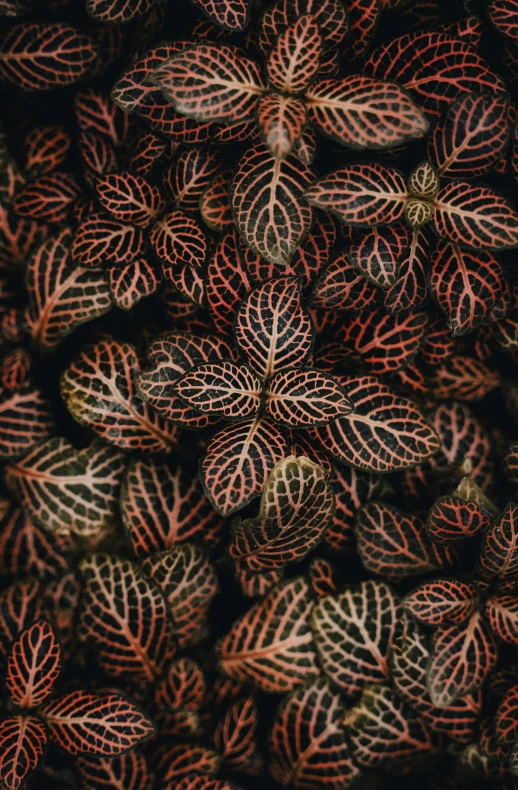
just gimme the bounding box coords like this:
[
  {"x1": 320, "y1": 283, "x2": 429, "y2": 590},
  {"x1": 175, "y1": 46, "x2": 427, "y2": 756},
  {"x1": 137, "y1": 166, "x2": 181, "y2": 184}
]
[
  {"x1": 431, "y1": 354, "x2": 499, "y2": 401},
  {"x1": 109, "y1": 258, "x2": 160, "y2": 311},
  {"x1": 310, "y1": 251, "x2": 379, "y2": 312},
  {"x1": 213, "y1": 697, "x2": 261, "y2": 774},
  {"x1": 217, "y1": 577, "x2": 319, "y2": 693},
  {"x1": 0, "y1": 23, "x2": 97, "y2": 91},
  {"x1": 267, "y1": 14, "x2": 322, "y2": 94},
  {"x1": 41, "y1": 690, "x2": 155, "y2": 755},
  {"x1": 0, "y1": 715, "x2": 47, "y2": 790},
  {"x1": 95, "y1": 172, "x2": 164, "y2": 227},
  {"x1": 235, "y1": 277, "x2": 314, "y2": 381},
  {"x1": 72, "y1": 212, "x2": 146, "y2": 268},
  {"x1": 429, "y1": 92, "x2": 511, "y2": 177},
  {"x1": 345, "y1": 0, "x2": 381, "y2": 59},
  {"x1": 384, "y1": 230, "x2": 429, "y2": 314},
  {"x1": 12, "y1": 173, "x2": 80, "y2": 223},
  {"x1": 427, "y1": 480, "x2": 495, "y2": 545},
  {"x1": 355, "y1": 502, "x2": 457, "y2": 580},
  {"x1": 427, "y1": 612, "x2": 497, "y2": 707},
  {"x1": 259, "y1": 0, "x2": 349, "y2": 54},
  {"x1": 79, "y1": 131, "x2": 118, "y2": 184},
  {"x1": 199, "y1": 171, "x2": 233, "y2": 232},
  {"x1": 496, "y1": 686, "x2": 518, "y2": 746},
  {"x1": 190, "y1": 0, "x2": 252, "y2": 31},
  {"x1": 151, "y1": 44, "x2": 265, "y2": 123},
  {"x1": 175, "y1": 361, "x2": 262, "y2": 420},
  {"x1": 162, "y1": 146, "x2": 221, "y2": 210},
  {"x1": 150, "y1": 210, "x2": 207, "y2": 269},
  {"x1": 0, "y1": 505, "x2": 73, "y2": 579},
  {"x1": 0, "y1": 383, "x2": 54, "y2": 461},
  {"x1": 256, "y1": 93, "x2": 307, "y2": 160},
  {"x1": 270, "y1": 678, "x2": 360, "y2": 788},
  {"x1": 0, "y1": 579, "x2": 43, "y2": 660},
  {"x1": 75, "y1": 87, "x2": 128, "y2": 145},
  {"x1": 403, "y1": 579, "x2": 479, "y2": 627},
  {"x1": 265, "y1": 368, "x2": 353, "y2": 426},
  {"x1": 490, "y1": 0, "x2": 518, "y2": 42},
  {"x1": 231, "y1": 144, "x2": 314, "y2": 266},
  {"x1": 23, "y1": 125, "x2": 71, "y2": 177},
  {"x1": 127, "y1": 131, "x2": 166, "y2": 175},
  {"x1": 486, "y1": 595, "x2": 518, "y2": 645},
  {"x1": 205, "y1": 231, "x2": 253, "y2": 334},
  {"x1": 312, "y1": 580, "x2": 400, "y2": 694},
  {"x1": 76, "y1": 751, "x2": 153, "y2": 790},
  {"x1": 305, "y1": 163, "x2": 407, "y2": 226},
  {"x1": 201, "y1": 416, "x2": 287, "y2": 516},
  {"x1": 433, "y1": 181, "x2": 518, "y2": 251},
  {"x1": 350, "y1": 223, "x2": 410, "y2": 290},
  {"x1": 478, "y1": 503, "x2": 518, "y2": 583},
  {"x1": 229, "y1": 455, "x2": 334, "y2": 570},
  {"x1": 86, "y1": 0, "x2": 153, "y2": 22},
  {"x1": 6, "y1": 619, "x2": 61, "y2": 709},
  {"x1": 420, "y1": 316, "x2": 456, "y2": 365}
]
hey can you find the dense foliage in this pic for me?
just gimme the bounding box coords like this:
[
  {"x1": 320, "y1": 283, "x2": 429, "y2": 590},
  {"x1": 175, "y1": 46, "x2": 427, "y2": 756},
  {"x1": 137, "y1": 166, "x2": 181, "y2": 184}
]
[{"x1": 1, "y1": 0, "x2": 518, "y2": 788}]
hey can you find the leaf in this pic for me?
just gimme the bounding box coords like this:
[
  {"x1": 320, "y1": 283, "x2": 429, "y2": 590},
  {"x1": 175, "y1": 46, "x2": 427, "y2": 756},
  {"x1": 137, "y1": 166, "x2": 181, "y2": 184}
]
[
  {"x1": 311, "y1": 580, "x2": 399, "y2": 695},
  {"x1": 427, "y1": 481, "x2": 495, "y2": 545},
  {"x1": 163, "y1": 145, "x2": 221, "y2": 209},
  {"x1": 366, "y1": 31, "x2": 506, "y2": 118},
  {"x1": 6, "y1": 619, "x2": 62, "y2": 709},
  {"x1": 0, "y1": 383, "x2": 54, "y2": 461},
  {"x1": 12, "y1": 172, "x2": 80, "y2": 223},
  {"x1": 61, "y1": 340, "x2": 180, "y2": 453},
  {"x1": 25, "y1": 228, "x2": 112, "y2": 351},
  {"x1": 256, "y1": 93, "x2": 307, "y2": 160},
  {"x1": 5, "y1": 437, "x2": 124, "y2": 538},
  {"x1": 76, "y1": 751, "x2": 153, "y2": 790},
  {"x1": 0, "y1": 23, "x2": 97, "y2": 91},
  {"x1": 205, "y1": 231, "x2": 253, "y2": 333},
  {"x1": 151, "y1": 44, "x2": 265, "y2": 123},
  {"x1": 306, "y1": 75, "x2": 427, "y2": 149},
  {"x1": 201, "y1": 416, "x2": 287, "y2": 516},
  {"x1": 190, "y1": 0, "x2": 252, "y2": 31},
  {"x1": 265, "y1": 368, "x2": 353, "y2": 426},
  {"x1": 229, "y1": 455, "x2": 334, "y2": 571},
  {"x1": 486, "y1": 595, "x2": 518, "y2": 645},
  {"x1": 41, "y1": 690, "x2": 155, "y2": 755},
  {"x1": 431, "y1": 354, "x2": 499, "y2": 402},
  {"x1": 426, "y1": 612, "x2": 497, "y2": 707},
  {"x1": 429, "y1": 92, "x2": 510, "y2": 177},
  {"x1": 309, "y1": 375, "x2": 440, "y2": 473},
  {"x1": 0, "y1": 716, "x2": 47, "y2": 790},
  {"x1": 343, "y1": 684, "x2": 436, "y2": 767},
  {"x1": 349, "y1": 223, "x2": 409, "y2": 290},
  {"x1": 95, "y1": 172, "x2": 164, "y2": 227},
  {"x1": 267, "y1": 15, "x2": 322, "y2": 94},
  {"x1": 72, "y1": 212, "x2": 146, "y2": 268},
  {"x1": 0, "y1": 579, "x2": 43, "y2": 660},
  {"x1": 433, "y1": 181, "x2": 518, "y2": 251},
  {"x1": 489, "y1": 0, "x2": 518, "y2": 41},
  {"x1": 217, "y1": 577, "x2": 319, "y2": 693},
  {"x1": 79, "y1": 553, "x2": 175, "y2": 684},
  {"x1": 23, "y1": 125, "x2": 71, "y2": 177},
  {"x1": 270, "y1": 678, "x2": 360, "y2": 790},
  {"x1": 75, "y1": 87, "x2": 128, "y2": 145},
  {"x1": 213, "y1": 697, "x2": 260, "y2": 773},
  {"x1": 305, "y1": 163, "x2": 407, "y2": 226},
  {"x1": 86, "y1": 0, "x2": 153, "y2": 22},
  {"x1": 403, "y1": 580, "x2": 479, "y2": 627},
  {"x1": 121, "y1": 458, "x2": 222, "y2": 556},
  {"x1": 259, "y1": 0, "x2": 349, "y2": 54},
  {"x1": 310, "y1": 251, "x2": 379, "y2": 312},
  {"x1": 235, "y1": 277, "x2": 314, "y2": 381},
  {"x1": 496, "y1": 687, "x2": 518, "y2": 746},
  {"x1": 430, "y1": 241, "x2": 504, "y2": 336},
  {"x1": 355, "y1": 502, "x2": 457, "y2": 580},
  {"x1": 478, "y1": 503, "x2": 518, "y2": 582},
  {"x1": 109, "y1": 258, "x2": 159, "y2": 311},
  {"x1": 158, "y1": 744, "x2": 221, "y2": 785},
  {"x1": 200, "y1": 171, "x2": 233, "y2": 232},
  {"x1": 174, "y1": 362, "x2": 262, "y2": 420},
  {"x1": 150, "y1": 210, "x2": 207, "y2": 269},
  {"x1": 231, "y1": 143, "x2": 314, "y2": 266},
  {"x1": 0, "y1": 504, "x2": 73, "y2": 579},
  {"x1": 142, "y1": 543, "x2": 219, "y2": 648},
  {"x1": 345, "y1": 0, "x2": 381, "y2": 59}
]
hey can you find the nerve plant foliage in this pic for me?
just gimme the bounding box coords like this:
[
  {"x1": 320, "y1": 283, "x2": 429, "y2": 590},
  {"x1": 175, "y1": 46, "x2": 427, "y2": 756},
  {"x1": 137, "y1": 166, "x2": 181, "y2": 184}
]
[{"x1": 2, "y1": 0, "x2": 518, "y2": 789}]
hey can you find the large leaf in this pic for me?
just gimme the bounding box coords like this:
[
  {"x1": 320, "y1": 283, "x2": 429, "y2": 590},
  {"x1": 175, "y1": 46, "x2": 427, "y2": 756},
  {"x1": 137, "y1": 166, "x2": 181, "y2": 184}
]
[
  {"x1": 265, "y1": 368, "x2": 353, "y2": 427},
  {"x1": 309, "y1": 375, "x2": 440, "y2": 473},
  {"x1": 306, "y1": 76, "x2": 427, "y2": 149},
  {"x1": 5, "y1": 438, "x2": 124, "y2": 537},
  {"x1": 0, "y1": 383, "x2": 54, "y2": 461},
  {"x1": 433, "y1": 181, "x2": 518, "y2": 251},
  {"x1": 256, "y1": 93, "x2": 307, "y2": 160},
  {"x1": 151, "y1": 44, "x2": 265, "y2": 123},
  {"x1": 477, "y1": 503, "x2": 518, "y2": 583},
  {"x1": 41, "y1": 690, "x2": 155, "y2": 755},
  {"x1": 235, "y1": 277, "x2": 314, "y2": 381},
  {"x1": 61, "y1": 340, "x2": 181, "y2": 453},
  {"x1": 231, "y1": 144, "x2": 314, "y2": 266},
  {"x1": 311, "y1": 580, "x2": 399, "y2": 695},
  {"x1": 174, "y1": 361, "x2": 262, "y2": 420},
  {"x1": 121, "y1": 458, "x2": 222, "y2": 556},
  {"x1": 428, "y1": 92, "x2": 510, "y2": 177},
  {"x1": 270, "y1": 678, "x2": 360, "y2": 789},
  {"x1": 79, "y1": 553, "x2": 175, "y2": 684},
  {"x1": 355, "y1": 502, "x2": 457, "y2": 580},
  {"x1": 217, "y1": 577, "x2": 319, "y2": 693},
  {"x1": 25, "y1": 228, "x2": 112, "y2": 351},
  {"x1": 229, "y1": 455, "x2": 334, "y2": 570},
  {"x1": 305, "y1": 163, "x2": 407, "y2": 226},
  {"x1": 267, "y1": 14, "x2": 323, "y2": 94},
  {"x1": 426, "y1": 612, "x2": 497, "y2": 707},
  {"x1": 6, "y1": 619, "x2": 62, "y2": 709},
  {"x1": 200, "y1": 416, "x2": 287, "y2": 516},
  {"x1": 0, "y1": 23, "x2": 97, "y2": 91},
  {"x1": 0, "y1": 715, "x2": 47, "y2": 790},
  {"x1": 403, "y1": 580, "x2": 479, "y2": 627}
]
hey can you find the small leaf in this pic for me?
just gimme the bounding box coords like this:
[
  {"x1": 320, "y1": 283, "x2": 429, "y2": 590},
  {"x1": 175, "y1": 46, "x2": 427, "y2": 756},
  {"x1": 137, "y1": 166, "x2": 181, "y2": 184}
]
[
  {"x1": 109, "y1": 258, "x2": 160, "y2": 311},
  {"x1": 96, "y1": 171, "x2": 164, "y2": 227},
  {"x1": 403, "y1": 580, "x2": 479, "y2": 627},
  {"x1": 76, "y1": 751, "x2": 154, "y2": 790},
  {"x1": 267, "y1": 15, "x2": 323, "y2": 93},
  {"x1": 478, "y1": 503, "x2": 518, "y2": 582},
  {"x1": 0, "y1": 383, "x2": 54, "y2": 461},
  {"x1": 12, "y1": 172, "x2": 80, "y2": 223},
  {"x1": 256, "y1": 93, "x2": 307, "y2": 160},
  {"x1": 72, "y1": 212, "x2": 146, "y2": 268},
  {"x1": 6, "y1": 619, "x2": 62, "y2": 709},
  {"x1": 0, "y1": 715, "x2": 47, "y2": 790},
  {"x1": 190, "y1": 0, "x2": 252, "y2": 32},
  {"x1": 265, "y1": 368, "x2": 353, "y2": 427},
  {"x1": 486, "y1": 595, "x2": 518, "y2": 645}
]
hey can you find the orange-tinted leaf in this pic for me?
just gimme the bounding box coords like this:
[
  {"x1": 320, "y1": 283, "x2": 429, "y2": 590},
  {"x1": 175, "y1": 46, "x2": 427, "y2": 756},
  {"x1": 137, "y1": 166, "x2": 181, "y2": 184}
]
[
  {"x1": 6, "y1": 619, "x2": 62, "y2": 708},
  {"x1": 96, "y1": 172, "x2": 164, "y2": 227},
  {"x1": 0, "y1": 383, "x2": 54, "y2": 461},
  {"x1": 265, "y1": 368, "x2": 353, "y2": 426},
  {"x1": 0, "y1": 715, "x2": 47, "y2": 790},
  {"x1": 267, "y1": 14, "x2": 323, "y2": 93},
  {"x1": 256, "y1": 93, "x2": 307, "y2": 160},
  {"x1": 403, "y1": 579, "x2": 479, "y2": 627},
  {"x1": 174, "y1": 361, "x2": 262, "y2": 420}
]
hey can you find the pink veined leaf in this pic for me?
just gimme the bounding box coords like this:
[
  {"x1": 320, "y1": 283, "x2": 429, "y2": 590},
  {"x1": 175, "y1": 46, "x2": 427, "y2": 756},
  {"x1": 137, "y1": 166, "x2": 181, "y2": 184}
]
[
  {"x1": 433, "y1": 180, "x2": 518, "y2": 251},
  {"x1": 162, "y1": 145, "x2": 221, "y2": 210},
  {"x1": 86, "y1": 0, "x2": 153, "y2": 22},
  {"x1": 403, "y1": 579, "x2": 480, "y2": 627},
  {"x1": 79, "y1": 131, "x2": 118, "y2": 184},
  {"x1": 75, "y1": 87, "x2": 128, "y2": 145},
  {"x1": 174, "y1": 361, "x2": 262, "y2": 420},
  {"x1": 72, "y1": 212, "x2": 146, "y2": 268},
  {"x1": 270, "y1": 677, "x2": 360, "y2": 789},
  {"x1": 384, "y1": 227, "x2": 429, "y2": 313},
  {"x1": 213, "y1": 696, "x2": 261, "y2": 774},
  {"x1": 156, "y1": 743, "x2": 221, "y2": 785},
  {"x1": 355, "y1": 502, "x2": 457, "y2": 580},
  {"x1": 0, "y1": 382, "x2": 55, "y2": 461},
  {"x1": 0, "y1": 715, "x2": 47, "y2": 790},
  {"x1": 231, "y1": 143, "x2": 315, "y2": 266},
  {"x1": 199, "y1": 171, "x2": 233, "y2": 232},
  {"x1": 477, "y1": 503, "x2": 518, "y2": 582},
  {"x1": 426, "y1": 479, "x2": 495, "y2": 545},
  {"x1": 305, "y1": 163, "x2": 408, "y2": 226},
  {"x1": 200, "y1": 415, "x2": 288, "y2": 516},
  {"x1": 259, "y1": 0, "x2": 349, "y2": 56},
  {"x1": 267, "y1": 14, "x2": 323, "y2": 94},
  {"x1": 293, "y1": 126, "x2": 318, "y2": 166},
  {"x1": 95, "y1": 172, "x2": 164, "y2": 227},
  {"x1": 265, "y1": 368, "x2": 353, "y2": 427},
  {"x1": 190, "y1": 0, "x2": 252, "y2": 32},
  {"x1": 151, "y1": 44, "x2": 265, "y2": 123},
  {"x1": 205, "y1": 231, "x2": 254, "y2": 334},
  {"x1": 428, "y1": 92, "x2": 511, "y2": 177},
  {"x1": 311, "y1": 580, "x2": 400, "y2": 695},
  {"x1": 431, "y1": 354, "x2": 499, "y2": 402},
  {"x1": 76, "y1": 751, "x2": 154, "y2": 790},
  {"x1": 12, "y1": 172, "x2": 80, "y2": 223},
  {"x1": 41, "y1": 690, "x2": 155, "y2": 755},
  {"x1": 0, "y1": 579, "x2": 43, "y2": 660},
  {"x1": 256, "y1": 93, "x2": 307, "y2": 160},
  {"x1": 310, "y1": 251, "x2": 379, "y2": 312},
  {"x1": 496, "y1": 686, "x2": 518, "y2": 746},
  {"x1": 217, "y1": 577, "x2": 319, "y2": 693},
  {"x1": 345, "y1": 0, "x2": 381, "y2": 59},
  {"x1": 426, "y1": 611, "x2": 498, "y2": 707},
  {"x1": 349, "y1": 223, "x2": 410, "y2": 290},
  {"x1": 235, "y1": 564, "x2": 285, "y2": 599},
  {"x1": 149, "y1": 210, "x2": 207, "y2": 269},
  {"x1": 229, "y1": 455, "x2": 334, "y2": 570},
  {"x1": 109, "y1": 258, "x2": 160, "y2": 311},
  {"x1": 23, "y1": 125, "x2": 71, "y2": 177},
  {"x1": 306, "y1": 76, "x2": 428, "y2": 149},
  {"x1": 6, "y1": 619, "x2": 62, "y2": 709},
  {"x1": 486, "y1": 596, "x2": 518, "y2": 645},
  {"x1": 489, "y1": 0, "x2": 518, "y2": 42}
]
